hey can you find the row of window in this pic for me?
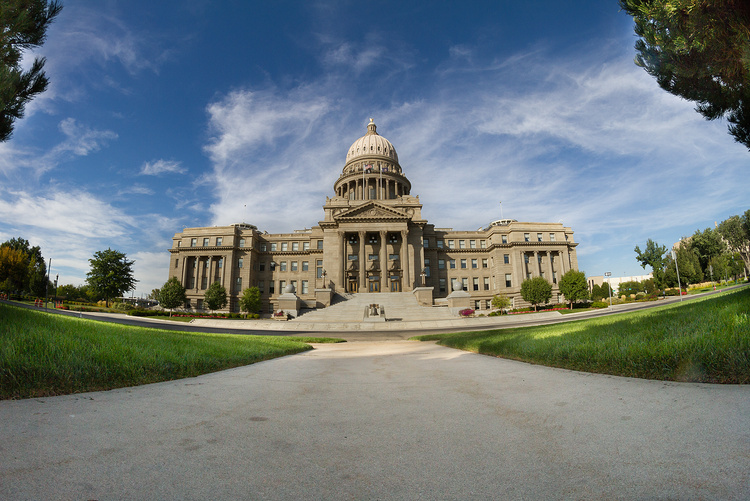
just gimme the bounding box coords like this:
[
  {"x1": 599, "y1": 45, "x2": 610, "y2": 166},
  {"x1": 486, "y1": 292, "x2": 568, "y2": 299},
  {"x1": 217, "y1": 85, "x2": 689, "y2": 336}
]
[
  {"x1": 524, "y1": 233, "x2": 558, "y2": 242},
  {"x1": 254, "y1": 279, "x2": 310, "y2": 295},
  {"x1": 260, "y1": 240, "x2": 323, "y2": 252},
  {"x1": 424, "y1": 238, "x2": 488, "y2": 249}
]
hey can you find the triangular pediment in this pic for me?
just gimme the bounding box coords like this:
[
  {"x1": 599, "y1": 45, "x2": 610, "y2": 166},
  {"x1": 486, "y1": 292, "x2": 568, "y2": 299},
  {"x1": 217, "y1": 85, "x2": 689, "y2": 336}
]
[{"x1": 334, "y1": 202, "x2": 409, "y2": 221}]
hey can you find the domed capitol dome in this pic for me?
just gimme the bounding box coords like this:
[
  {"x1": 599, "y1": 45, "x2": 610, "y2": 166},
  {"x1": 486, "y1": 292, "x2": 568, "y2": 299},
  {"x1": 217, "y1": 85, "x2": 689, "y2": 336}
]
[{"x1": 345, "y1": 118, "x2": 399, "y2": 164}]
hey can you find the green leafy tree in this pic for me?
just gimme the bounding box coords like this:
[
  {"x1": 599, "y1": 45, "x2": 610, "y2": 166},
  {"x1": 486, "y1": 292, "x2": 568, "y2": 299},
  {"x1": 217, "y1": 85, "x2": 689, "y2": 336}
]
[
  {"x1": 491, "y1": 293, "x2": 511, "y2": 312},
  {"x1": 717, "y1": 211, "x2": 750, "y2": 272},
  {"x1": 618, "y1": 280, "x2": 643, "y2": 296},
  {"x1": 520, "y1": 276, "x2": 552, "y2": 311},
  {"x1": 239, "y1": 286, "x2": 262, "y2": 315},
  {"x1": 635, "y1": 239, "x2": 668, "y2": 287},
  {"x1": 600, "y1": 281, "x2": 613, "y2": 300},
  {"x1": 0, "y1": 245, "x2": 27, "y2": 293},
  {"x1": 86, "y1": 248, "x2": 137, "y2": 307},
  {"x1": 590, "y1": 283, "x2": 604, "y2": 301},
  {"x1": 1, "y1": 0, "x2": 63, "y2": 141},
  {"x1": 1, "y1": 237, "x2": 46, "y2": 296},
  {"x1": 158, "y1": 277, "x2": 186, "y2": 316},
  {"x1": 204, "y1": 281, "x2": 227, "y2": 312},
  {"x1": 558, "y1": 270, "x2": 589, "y2": 309},
  {"x1": 148, "y1": 288, "x2": 160, "y2": 300},
  {"x1": 663, "y1": 246, "x2": 703, "y2": 288},
  {"x1": 689, "y1": 227, "x2": 726, "y2": 274},
  {"x1": 620, "y1": 0, "x2": 750, "y2": 149}
]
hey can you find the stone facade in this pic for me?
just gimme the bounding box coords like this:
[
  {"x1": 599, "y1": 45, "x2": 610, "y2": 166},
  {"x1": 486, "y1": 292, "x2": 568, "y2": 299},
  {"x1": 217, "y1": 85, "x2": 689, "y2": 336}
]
[{"x1": 168, "y1": 120, "x2": 579, "y2": 313}]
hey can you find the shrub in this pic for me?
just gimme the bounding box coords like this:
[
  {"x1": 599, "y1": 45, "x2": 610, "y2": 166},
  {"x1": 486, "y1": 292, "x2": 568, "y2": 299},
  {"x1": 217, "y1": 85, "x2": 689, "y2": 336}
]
[
  {"x1": 459, "y1": 308, "x2": 475, "y2": 317},
  {"x1": 590, "y1": 301, "x2": 608, "y2": 309},
  {"x1": 635, "y1": 292, "x2": 646, "y2": 300}
]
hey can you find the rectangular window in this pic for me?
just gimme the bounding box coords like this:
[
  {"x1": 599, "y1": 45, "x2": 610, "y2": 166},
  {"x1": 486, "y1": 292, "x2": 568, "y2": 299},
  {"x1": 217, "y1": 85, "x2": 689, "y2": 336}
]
[
  {"x1": 280, "y1": 261, "x2": 287, "y2": 272},
  {"x1": 437, "y1": 240, "x2": 444, "y2": 249},
  {"x1": 291, "y1": 280, "x2": 297, "y2": 292},
  {"x1": 538, "y1": 255, "x2": 543, "y2": 263},
  {"x1": 524, "y1": 254, "x2": 530, "y2": 264},
  {"x1": 270, "y1": 262, "x2": 276, "y2": 271},
  {"x1": 191, "y1": 238, "x2": 197, "y2": 247},
  {"x1": 549, "y1": 233, "x2": 556, "y2": 242},
  {"x1": 480, "y1": 240, "x2": 486, "y2": 249},
  {"x1": 259, "y1": 262, "x2": 265, "y2": 271},
  {"x1": 462, "y1": 278, "x2": 468, "y2": 290},
  {"x1": 501, "y1": 235, "x2": 508, "y2": 244},
  {"x1": 216, "y1": 237, "x2": 222, "y2": 246},
  {"x1": 302, "y1": 261, "x2": 309, "y2": 271},
  {"x1": 279, "y1": 280, "x2": 286, "y2": 292},
  {"x1": 504, "y1": 254, "x2": 510, "y2": 264},
  {"x1": 486, "y1": 299, "x2": 492, "y2": 309},
  {"x1": 203, "y1": 237, "x2": 209, "y2": 246},
  {"x1": 269, "y1": 281, "x2": 275, "y2": 294},
  {"x1": 471, "y1": 259, "x2": 478, "y2": 269},
  {"x1": 449, "y1": 259, "x2": 456, "y2": 269},
  {"x1": 258, "y1": 280, "x2": 264, "y2": 293},
  {"x1": 218, "y1": 257, "x2": 223, "y2": 268},
  {"x1": 368, "y1": 254, "x2": 378, "y2": 261},
  {"x1": 291, "y1": 261, "x2": 298, "y2": 271},
  {"x1": 270, "y1": 243, "x2": 277, "y2": 251},
  {"x1": 475, "y1": 300, "x2": 481, "y2": 310},
  {"x1": 239, "y1": 238, "x2": 245, "y2": 247},
  {"x1": 473, "y1": 277, "x2": 479, "y2": 291},
  {"x1": 423, "y1": 238, "x2": 429, "y2": 248},
  {"x1": 236, "y1": 277, "x2": 242, "y2": 292},
  {"x1": 301, "y1": 280, "x2": 309, "y2": 294},
  {"x1": 303, "y1": 242, "x2": 310, "y2": 250},
  {"x1": 425, "y1": 266, "x2": 431, "y2": 278},
  {"x1": 524, "y1": 233, "x2": 530, "y2": 242},
  {"x1": 317, "y1": 240, "x2": 323, "y2": 249},
  {"x1": 316, "y1": 260, "x2": 323, "y2": 278},
  {"x1": 281, "y1": 242, "x2": 288, "y2": 251},
  {"x1": 470, "y1": 240, "x2": 476, "y2": 249},
  {"x1": 537, "y1": 233, "x2": 543, "y2": 242},
  {"x1": 484, "y1": 277, "x2": 490, "y2": 290},
  {"x1": 348, "y1": 254, "x2": 358, "y2": 261},
  {"x1": 174, "y1": 259, "x2": 178, "y2": 268},
  {"x1": 482, "y1": 258, "x2": 488, "y2": 268},
  {"x1": 505, "y1": 274, "x2": 512, "y2": 288},
  {"x1": 260, "y1": 242, "x2": 267, "y2": 252},
  {"x1": 439, "y1": 278, "x2": 446, "y2": 294},
  {"x1": 238, "y1": 258, "x2": 243, "y2": 268},
  {"x1": 460, "y1": 259, "x2": 467, "y2": 269},
  {"x1": 389, "y1": 254, "x2": 399, "y2": 261},
  {"x1": 459, "y1": 240, "x2": 466, "y2": 249},
  {"x1": 438, "y1": 259, "x2": 445, "y2": 270},
  {"x1": 292, "y1": 242, "x2": 299, "y2": 251},
  {"x1": 448, "y1": 240, "x2": 455, "y2": 249}
]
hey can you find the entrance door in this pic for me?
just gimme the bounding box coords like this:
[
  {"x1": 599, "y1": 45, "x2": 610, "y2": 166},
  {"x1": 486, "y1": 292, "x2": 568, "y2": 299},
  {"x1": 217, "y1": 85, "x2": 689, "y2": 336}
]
[
  {"x1": 369, "y1": 280, "x2": 380, "y2": 293},
  {"x1": 348, "y1": 279, "x2": 358, "y2": 293}
]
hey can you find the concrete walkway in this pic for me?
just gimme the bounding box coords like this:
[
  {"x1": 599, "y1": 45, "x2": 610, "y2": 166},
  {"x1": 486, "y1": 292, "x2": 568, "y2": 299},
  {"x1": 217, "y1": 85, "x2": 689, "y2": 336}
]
[{"x1": 2, "y1": 341, "x2": 748, "y2": 500}]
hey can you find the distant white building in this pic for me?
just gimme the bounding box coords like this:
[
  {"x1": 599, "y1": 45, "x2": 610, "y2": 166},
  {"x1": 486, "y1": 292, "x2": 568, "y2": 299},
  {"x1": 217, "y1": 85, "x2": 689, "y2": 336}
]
[{"x1": 588, "y1": 273, "x2": 654, "y2": 294}]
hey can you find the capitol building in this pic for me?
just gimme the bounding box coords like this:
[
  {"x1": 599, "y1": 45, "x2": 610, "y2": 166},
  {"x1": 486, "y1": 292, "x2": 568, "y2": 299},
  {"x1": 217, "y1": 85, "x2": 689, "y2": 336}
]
[{"x1": 168, "y1": 119, "x2": 579, "y2": 313}]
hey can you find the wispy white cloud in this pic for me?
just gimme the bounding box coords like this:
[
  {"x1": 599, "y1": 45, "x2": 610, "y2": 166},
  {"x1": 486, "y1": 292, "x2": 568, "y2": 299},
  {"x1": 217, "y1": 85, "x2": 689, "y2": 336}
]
[{"x1": 140, "y1": 159, "x2": 185, "y2": 176}]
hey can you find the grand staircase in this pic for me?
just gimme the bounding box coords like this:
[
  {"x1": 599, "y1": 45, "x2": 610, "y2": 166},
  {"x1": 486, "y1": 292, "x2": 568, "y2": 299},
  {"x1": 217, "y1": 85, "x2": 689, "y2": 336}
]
[{"x1": 293, "y1": 292, "x2": 453, "y2": 323}]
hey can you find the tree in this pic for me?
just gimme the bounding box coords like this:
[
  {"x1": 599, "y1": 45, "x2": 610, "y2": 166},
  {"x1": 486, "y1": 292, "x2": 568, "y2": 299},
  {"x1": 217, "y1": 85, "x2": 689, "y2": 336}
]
[
  {"x1": 620, "y1": 0, "x2": 750, "y2": 149},
  {"x1": 634, "y1": 239, "x2": 668, "y2": 286},
  {"x1": 239, "y1": 286, "x2": 262, "y2": 315},
  {"x1": 86, "y1": 248, "x2": 137, "y2": 307},
  {"x1": 558, "y1": 270, "x2": 589, "y2": 309},
  {"x1": 0, "y1": 237, "x2": 46, "y2": 296},
  {"x1": 663, "y1": 245, "x2": 703, "y2": 288},
  {"x1": 1, "y1": 0, "x2": 63, "y2": 141},
  {"x1": 204, "y1": 281, "x2": 227, "y2": 312},
  {"x1": 717, "y1": 211, "x2": 750, "y2": 272},
  {"x1": 689, "y1": 227, "x2": 725, "y2": 274},
  {"x1": 520, "y1": 276, "x2": 552, "y2": 311},
  {"x1": 491, "y1": 293, "x2": 511, "y2": 312},
  {"x1": 590, "y1": 283, "x2": 604, "y2": 301},
  {"x1": 0, "y1": 245, "x2": 27, "y2": 293},
  {"x1": 618, "y1": 280, "x2": 643, "y2": 296},
  {"x1": 158, "y1": 277, "x2": 186, "y2": 317},
  {"x1": 148, "y1": 288, "x2": 160, "y2": 301}
]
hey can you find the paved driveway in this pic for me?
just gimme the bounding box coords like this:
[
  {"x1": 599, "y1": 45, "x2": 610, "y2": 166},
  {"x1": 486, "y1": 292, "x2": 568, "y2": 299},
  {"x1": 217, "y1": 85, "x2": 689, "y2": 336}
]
[{"x1": 2, "y1": 340, "x2": 748, "y2": 500}]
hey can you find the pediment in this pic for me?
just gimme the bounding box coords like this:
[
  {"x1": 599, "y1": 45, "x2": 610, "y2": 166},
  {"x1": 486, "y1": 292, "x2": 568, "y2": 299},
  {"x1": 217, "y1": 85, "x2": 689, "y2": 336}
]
[{"x1": 334, "y1": 202, "x2": 409, "y2": 221}]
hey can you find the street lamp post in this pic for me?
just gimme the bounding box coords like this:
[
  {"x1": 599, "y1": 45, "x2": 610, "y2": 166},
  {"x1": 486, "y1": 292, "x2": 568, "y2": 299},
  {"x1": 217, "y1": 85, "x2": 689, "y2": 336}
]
[
  {"x1": 604, "y1": 272, "x2": 612, "y2": 306},
  {"x1": 672, "y1": 250, "x2": 683, "y2": 302}
]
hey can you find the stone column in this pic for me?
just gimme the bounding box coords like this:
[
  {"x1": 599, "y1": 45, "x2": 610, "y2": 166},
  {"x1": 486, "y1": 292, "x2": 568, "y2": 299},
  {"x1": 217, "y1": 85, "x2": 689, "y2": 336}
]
[
  {"x1": 547, "y1": 251, "x2": 555, "y2": 283},
  {"x1": 358, "y1": 230, "x2": 366, "y2": 291},
  {"x1": 379, "y1": 230, "x2": 387, "y2": 292},
  {"x1": 534, "y1": 251, "x2": 540, "y2": 277},
  {"x1": 401, "y1": 230, "x2": 410, "y2": 289},
  {"x1": 340, "y1": 231, "x2": 347, "y2": 290}
]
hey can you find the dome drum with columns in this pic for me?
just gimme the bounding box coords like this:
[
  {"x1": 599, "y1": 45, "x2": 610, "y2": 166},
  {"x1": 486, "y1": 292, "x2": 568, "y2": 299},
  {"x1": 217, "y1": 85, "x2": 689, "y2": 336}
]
[{"x1": 168, "y1": 119, "x2": 579, "y2": 314}]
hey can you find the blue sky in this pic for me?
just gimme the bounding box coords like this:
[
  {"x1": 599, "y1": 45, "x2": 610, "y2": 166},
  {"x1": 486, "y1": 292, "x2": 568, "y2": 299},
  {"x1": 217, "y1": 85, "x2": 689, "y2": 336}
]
[{"x1": 2, "y1": 0, "x2": 747, "y2": 297}]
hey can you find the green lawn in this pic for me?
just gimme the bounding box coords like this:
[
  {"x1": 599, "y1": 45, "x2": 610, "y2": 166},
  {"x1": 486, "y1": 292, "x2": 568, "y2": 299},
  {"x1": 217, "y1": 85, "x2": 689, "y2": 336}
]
[
  {"x1": 0, "y1": 304, "x2": 342, "y2": 399},
  {"x1": 413, "y1": 287, "x2": 750, "y2": 383}
]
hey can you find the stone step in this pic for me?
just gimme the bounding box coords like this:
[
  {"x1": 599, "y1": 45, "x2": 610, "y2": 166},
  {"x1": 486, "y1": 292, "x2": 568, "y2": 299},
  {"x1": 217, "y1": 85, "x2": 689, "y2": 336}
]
[{"x1": 293, "y1": 292, "x2": 452, "y2": 322}]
